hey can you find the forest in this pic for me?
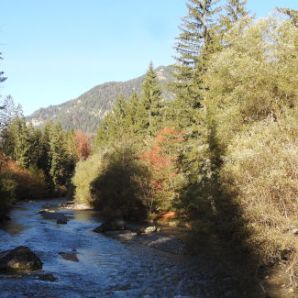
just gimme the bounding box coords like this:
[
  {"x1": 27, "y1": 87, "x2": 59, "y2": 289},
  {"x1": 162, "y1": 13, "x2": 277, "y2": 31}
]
[{"x1": 0, "y1": 0, "x2": 297, "y2": 296}]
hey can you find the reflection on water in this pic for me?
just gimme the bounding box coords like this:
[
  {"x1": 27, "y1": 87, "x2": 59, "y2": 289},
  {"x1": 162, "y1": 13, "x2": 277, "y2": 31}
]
[
  {"x1": 73, "y1": 209, "x2": 100, "y2": 223},
  {"x1": 0, "y1": 222, "x2": 25, "y2": 236}
]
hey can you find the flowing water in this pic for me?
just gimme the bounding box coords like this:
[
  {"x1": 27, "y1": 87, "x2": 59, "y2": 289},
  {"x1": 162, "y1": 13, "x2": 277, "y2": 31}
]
[{"x1": 0, "y1": 199, "x2": 220, "y2": 298}]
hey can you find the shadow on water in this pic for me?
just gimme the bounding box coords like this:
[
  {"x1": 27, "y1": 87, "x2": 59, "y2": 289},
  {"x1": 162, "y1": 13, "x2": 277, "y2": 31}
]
[
  {"x1": 0, "y1": 221, "x2": 25, "y2": 236},
  {"x1": 178, "y1": 121, "x2": 265, "y2": 297}
]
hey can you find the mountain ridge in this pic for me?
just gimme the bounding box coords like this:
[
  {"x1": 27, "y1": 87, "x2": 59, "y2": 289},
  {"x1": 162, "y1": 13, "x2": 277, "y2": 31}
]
[{"x1": 27, "y1": 65, "x2": 174, "y2": 133}]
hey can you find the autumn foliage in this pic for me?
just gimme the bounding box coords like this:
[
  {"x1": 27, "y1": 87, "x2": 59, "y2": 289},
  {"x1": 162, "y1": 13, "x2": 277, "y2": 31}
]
[
  {"x1": 141, "y1": 127, "x2": 184, "y2": 211},
  {"x1": 75, "y1": 130, "x2": 91, "y2": 161}
]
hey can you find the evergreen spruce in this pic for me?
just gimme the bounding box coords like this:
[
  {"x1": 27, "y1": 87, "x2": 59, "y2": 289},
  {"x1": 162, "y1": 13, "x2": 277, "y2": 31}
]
[
  {"x1": 221, "y1": 0, "x2": 248, "y2": 31},
  {"x1": 139, "y1": 63, "x2": 164, "y2": 136}
]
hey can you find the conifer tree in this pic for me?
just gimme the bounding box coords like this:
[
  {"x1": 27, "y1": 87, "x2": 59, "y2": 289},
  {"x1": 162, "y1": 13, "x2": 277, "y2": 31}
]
[
  {"x1": 221, "y1": 0, "x2": 248, "y2": 31},
  {"x1": 139, "y1": 63, "x2": 164, "y2": 136},
  {"x1": 125, "y1": 91, "x2": 140, "y2": 135},
  {"x1": 174, "y1": 0, "x2": 220, "y2": 114}
]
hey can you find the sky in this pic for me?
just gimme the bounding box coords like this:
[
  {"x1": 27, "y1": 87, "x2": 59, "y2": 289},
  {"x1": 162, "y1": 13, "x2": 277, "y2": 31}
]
[{"x1": 0, "y1": 0, "x2": 297, "y2": 115}]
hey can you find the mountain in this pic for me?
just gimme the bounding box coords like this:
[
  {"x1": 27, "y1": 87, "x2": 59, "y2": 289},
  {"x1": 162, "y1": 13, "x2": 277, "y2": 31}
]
[{"x1": 27, "y1": 65, "x2": 174, "y2": 133}]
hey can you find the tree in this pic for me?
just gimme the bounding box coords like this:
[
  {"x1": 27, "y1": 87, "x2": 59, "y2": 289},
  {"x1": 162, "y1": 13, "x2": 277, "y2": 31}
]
[
  {"x1": 278, "y1": 8, "x2": 298, "y2": 27},
  {"x1": 139, "y1": 63, "x2": 164, "y2": 135},
  {"x1": 174, "y1": 0, "x2": 220, "y2": 114},
  {"x1": 74, "y1": 130, "x2": 90, "y2": 160},
  {"x1": 221, "y1": 0, "x2": 248, "y2": 31},
  {"x1": 125, "y1": 91, "x2": 141, "y2": 135}
]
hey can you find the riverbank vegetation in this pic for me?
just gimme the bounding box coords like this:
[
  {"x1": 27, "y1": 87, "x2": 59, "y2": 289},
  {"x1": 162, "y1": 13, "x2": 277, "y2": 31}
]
[{"x1": 0, "y1": 96, "x2": 90, "y2": 217}]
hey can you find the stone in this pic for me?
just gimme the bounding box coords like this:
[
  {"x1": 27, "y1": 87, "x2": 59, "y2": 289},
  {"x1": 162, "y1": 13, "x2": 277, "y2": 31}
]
[
  {"x1": 59, "y1": 252, "x2": 79, "y2": 262},
  {"x1": 56, "y1": 217, "x2": 68, "y2": 224},
  {"x1": 93, "y1": 219, "x2": 126, "y2": 233},
  {"x1": 38, "y1": 273, "x2": 57, "y2": 282},
  {"x1": 0, "y1": 246, "x2": 42, "y2": 273},
  {"x1": 137, "y1": 225, "x2": 159, "y2": 235}
]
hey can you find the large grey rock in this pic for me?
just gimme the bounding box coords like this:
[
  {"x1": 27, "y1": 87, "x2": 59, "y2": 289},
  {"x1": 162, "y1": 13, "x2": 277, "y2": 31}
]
[{"x1": 0, "y1": 246, "x2": 42, "y2": 273}]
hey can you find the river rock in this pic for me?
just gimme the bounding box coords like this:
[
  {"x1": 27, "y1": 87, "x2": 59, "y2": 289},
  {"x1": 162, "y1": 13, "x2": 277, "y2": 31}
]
[
  {"x1": 38, "y1": 273, "x2": 57, "y2": 282},
  {"x1": 137, "y1": 225, "x2": 160, "y2": 235},
  {"x1": 59, "y1": 252, "x2": 79, "y2": 262},
  {"x1": 0, "y1": 246, "x2": 42, "y2": 273},
  {"x1": 56, "y1": 216, "x2": 68, "y2": 224},
  {"x1": 93, "y1": 219, "x2": 126, "y2": 233}
]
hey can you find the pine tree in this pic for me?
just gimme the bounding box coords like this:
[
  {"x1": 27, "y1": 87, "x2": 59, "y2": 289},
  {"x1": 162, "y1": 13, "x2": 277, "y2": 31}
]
[
  {"x1": 125, "y1": 91, "x2": 140, "y2": 135},
  {"x1": 139, "y1": 63, "x2": 164, "y2": 136},
  {"x1": 95, "y1": 95, "x2": 129, "y2": 146},
  {"x1": 174, "y1": 0, "x2": 220, "y2": 111},
  {"x1": 221, "y1": 0, "x2": 248, "y2": 31},
  {"x1": 47, "y1": 122, "x2": 71, "y2": 189}
]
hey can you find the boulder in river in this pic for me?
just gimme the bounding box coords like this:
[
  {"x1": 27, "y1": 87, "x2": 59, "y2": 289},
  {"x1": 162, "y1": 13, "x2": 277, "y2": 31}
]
[
  {"x1": 38, "y1": 273, "x2": 57, "y2": 282},
  {"x1": 0, "y1": 246, "x2": 42, "y2": 273},
  {"x1": 137, "y1": 225, "x2": 160, "y2": 235},
  {"x1": 93, "y1": 219, "x2": 126, "y2": 233},
  {"x1": 59, "y1": 252, "x2": 79, "y2": 262},
  {"x1": 56, "y1": 216, "x2": 68, "y2": 224}
]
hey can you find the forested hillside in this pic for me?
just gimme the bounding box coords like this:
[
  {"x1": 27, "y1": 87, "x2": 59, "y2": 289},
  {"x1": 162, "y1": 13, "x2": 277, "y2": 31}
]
[{"x1": 27, "y1": 65, "x2": 173, "y2": 132}]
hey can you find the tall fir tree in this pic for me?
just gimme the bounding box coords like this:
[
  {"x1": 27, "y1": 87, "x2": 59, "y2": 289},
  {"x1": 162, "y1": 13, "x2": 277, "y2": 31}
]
[
  {"x1": 221, "y1": 0, "x2": 248, "y2": 31},
  {"x1": 125, "y1": 91, "x2": 141, "y2": 135},
  {"x1": 174, "y1": 0, "x2": 220, "y2": 129},
  {"x1": 139, "y1": 63, "x2": 164, "y2": 136}
]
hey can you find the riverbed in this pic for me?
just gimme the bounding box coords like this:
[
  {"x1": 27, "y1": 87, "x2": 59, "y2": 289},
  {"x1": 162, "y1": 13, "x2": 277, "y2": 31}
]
[{"x1": 0, "y1": 199, "x2": 229, "y2": 298}]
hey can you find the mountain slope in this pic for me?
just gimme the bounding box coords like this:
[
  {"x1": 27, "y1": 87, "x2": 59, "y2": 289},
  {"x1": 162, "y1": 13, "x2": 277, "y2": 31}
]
[{"x1": 28, "y1": 65, "x2": 174, "y2": 133}]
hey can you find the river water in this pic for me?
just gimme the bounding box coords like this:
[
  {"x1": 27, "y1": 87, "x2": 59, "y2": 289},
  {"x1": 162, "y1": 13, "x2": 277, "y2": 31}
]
[{"x1": 0, "y1": 199, "x2": 223, "y2": 298}]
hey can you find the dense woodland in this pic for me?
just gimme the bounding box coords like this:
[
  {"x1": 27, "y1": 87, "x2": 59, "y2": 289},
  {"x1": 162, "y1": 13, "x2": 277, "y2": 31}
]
[{"x1": 1, "y1": 0, "x2": 298, "y2": 291}]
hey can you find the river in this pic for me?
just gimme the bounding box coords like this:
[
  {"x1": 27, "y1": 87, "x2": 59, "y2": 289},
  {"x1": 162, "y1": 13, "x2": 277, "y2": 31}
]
[{"x1": 0, "y1": 199, "x2": 223, "y2": 298}]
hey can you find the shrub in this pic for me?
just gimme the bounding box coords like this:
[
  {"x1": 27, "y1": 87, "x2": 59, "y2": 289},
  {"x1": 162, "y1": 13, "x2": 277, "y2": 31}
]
[
  {"x1": 0, "y1": 176, "x2": 17, "y2": 219},
  {"x1": 221, "y1": 108, "x2": 298, "y2": 264},
  {"x1": 72, "y1": 153, "x2": 102, "y2": 206},
  {"x1": 90, "y1": 146, "x2": 152, "y2": 221},
  {"x1": 141, "y1": 127, "x2": 184, "y2": 212}
]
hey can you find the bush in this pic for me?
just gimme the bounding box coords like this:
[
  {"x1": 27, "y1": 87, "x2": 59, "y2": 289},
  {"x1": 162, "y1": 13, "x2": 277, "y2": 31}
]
[
  {"x1": 0, "y1": 176, "x2": 17, "y2": 219},
  {"x1": 141, "y1": 127, "x2": 184, "y2": 212},
  {"x1": 72, "y1": 153, "x2": 102, "y2": 206},
  {"x1": 221, "y1": 108, "x2": 298, "y2": 264},
  {"x1": 90, "y1": 146, "x2": 152, "y2": 221}
]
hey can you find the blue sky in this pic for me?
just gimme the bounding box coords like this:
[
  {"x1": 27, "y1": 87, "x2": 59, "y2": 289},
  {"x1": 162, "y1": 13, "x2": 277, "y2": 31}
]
[{"x1": 0, "y1": 0, "x2": 297, "y2": 115}]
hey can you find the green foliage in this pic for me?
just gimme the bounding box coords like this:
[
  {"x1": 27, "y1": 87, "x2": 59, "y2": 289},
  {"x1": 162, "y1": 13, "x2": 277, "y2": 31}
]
[
  {"x1": 0, "y1": 176, "x2": 16, "y2": 219},
  {"x1": 205, "y1": 18, "x2": 298, "y2": 146},
  {"x1": 221, "y1": 108, "x2": 298, "y2": 262},
  {"x1": 1, "y1": 118, "x2": 77, "y2": 197},
  {"x1": 90, "y1": 146, "x2": 152, "y2": 221},
  {"x1": 174, "y1": 0, "x2": 220, "y2": 114},
  {"x1": 95, "y1": 64, "x2": 165, "y2": 148},
  {"x1": 72, "y1": 153, "x2": 102, "y2": 206},
  {"x1": 138, "y1": 63, "x2": 164, "y2": 135}
]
